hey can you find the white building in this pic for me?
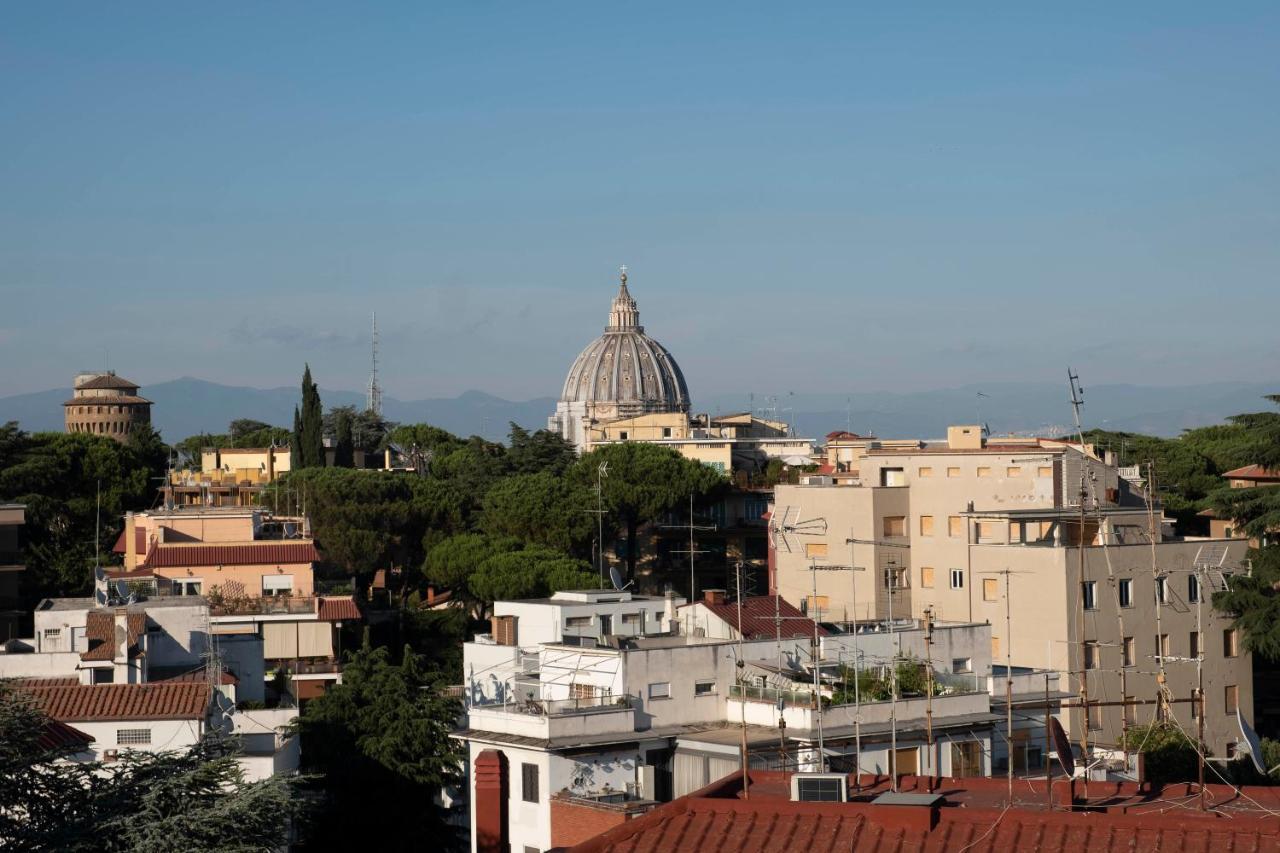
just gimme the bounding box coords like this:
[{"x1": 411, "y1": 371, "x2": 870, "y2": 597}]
[{"x1": 455, "y1": 588, "x2": 1019, "y2": 853}]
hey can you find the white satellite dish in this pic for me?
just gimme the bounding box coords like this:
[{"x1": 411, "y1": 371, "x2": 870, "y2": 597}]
[
  {"x1": 608, "y1": 565, "x2": 633, "y2": 592},
  {"x1": 1238, "y1": 708, "x2": 1267, "y2": 775}
]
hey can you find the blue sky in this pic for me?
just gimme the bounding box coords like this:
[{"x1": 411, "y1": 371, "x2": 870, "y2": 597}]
[{"x1": 2, "y1": 3, "x2": 1277, "y2": 401}]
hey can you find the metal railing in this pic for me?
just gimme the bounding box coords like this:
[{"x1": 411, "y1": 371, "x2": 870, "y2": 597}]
[
  {"x1": 729, "y1": 683, "x2": 817, "y2": 707},
  {"x1": 476, "y1": 693, "x2": 636, "y2": 717}
]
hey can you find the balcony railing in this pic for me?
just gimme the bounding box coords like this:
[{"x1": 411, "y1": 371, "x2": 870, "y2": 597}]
[
  {"x1": 475, "y1": 693, "x2": 636, "y2": 717},
  {"x1": 730, "y1": 683, "x2": 817, "y2": 707},
  {"x1": 210, "y1": 594, "x2": 317, "y2": 616}
]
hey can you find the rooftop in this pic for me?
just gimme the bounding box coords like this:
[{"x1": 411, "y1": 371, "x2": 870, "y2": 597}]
[
  {"x1": 140, "y1": 541, "x2": 319, "y2": 568},
  {"x1": 20, "y1": 682, "x2": 211, "y2": 723},
  {"x1": 79, "y1": 611, "x2": 146, "y2": 662},
  {"x1": 564, "y1": 771, "x2": 1280, "y2": 852},
  {"x1": 1223, "y1": 464, "x2": 1280, "y2": 481},
  {"x1": 691, "y1": 595, "x2": 829, "y2": 640}
]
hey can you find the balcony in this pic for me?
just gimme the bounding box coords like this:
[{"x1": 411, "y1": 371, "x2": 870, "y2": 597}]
[
  {"x1": 729, "y1": 683, "x2": 817, "y2": 708},
  {"x1": 209, "y1": 594, "x2": 318, "y2": 617},
  {"x1": 466, "y1": 693, "x2": 639, "y2": 741}
]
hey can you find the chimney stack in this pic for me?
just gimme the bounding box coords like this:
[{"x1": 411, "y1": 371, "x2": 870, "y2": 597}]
[
  {"x1": 113, "y1": 609, "x2": 130, "y2": 663},
  {"x1": 704, "y1": 589, "x2": 727, "y2": 606}
]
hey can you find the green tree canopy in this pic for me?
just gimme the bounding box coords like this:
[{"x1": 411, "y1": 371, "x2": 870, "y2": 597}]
[
  {"x1": 294, "y1": 642, "x2": 462, "y2": 849},
  {"x1": 506, "y1": 422, "x2": 577, "y2": 475},
  {"x1": 0, "y1": 682, "x2": 294, "y2": 852},
  {"x1": 479, "y1": 471, "x2": 595, "y2": 554},
  {"x1": 298, "y1": 364, "x2": 324, "y2": 468},
  {"x1": 333, "y1": 409, "x2": 355, "y2": 468},
  {"x1": 0, "y1": 423, "x2": 167, "y2": 601},
  {"x1": 266, "y1": 468, "x2": 466, "y2": 579},
  {"x1": 570, "y1": 442, "x2": 727, "y2": 576},
  {"x1": 423, "y1": 533, "x2": 596, "y2": 610}
]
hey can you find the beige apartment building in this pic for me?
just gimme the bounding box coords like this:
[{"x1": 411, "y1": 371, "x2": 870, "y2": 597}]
[
  {"x1": 772, "y1": 425, "x2": 1251, "y2": 757},
  {"x1": 585, "y1": 411, "x2": 811, "y2": 475}
]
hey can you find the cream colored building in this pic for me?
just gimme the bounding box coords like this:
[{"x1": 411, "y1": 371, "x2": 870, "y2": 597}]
[
  {"x1": 585, "y1": 411, "x2": 812, "y2": 476},
  {"x1": 772, "y1": 425, "x2": 1252, "y2": 757}
]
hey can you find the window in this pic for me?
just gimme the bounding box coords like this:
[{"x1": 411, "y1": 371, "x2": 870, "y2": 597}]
[
  {"x1": 1081, "y1": 581, "x2": 1097, "y2": 611},
  {"x1": 1155, "y1": 577, "x2": 1168, "y2": 605},
  {"x1": 883, "y1": 566, "x2": 906, "y2": 590},
  {"x1": 982, "y1": 578, "x2": 998, "y2": 602},
  {"x1": 918, "y1": 466, "x2": 933, "y2": 477},
  {"x1": 662, "y1": 427, "x2": 672, "y2": 438},
  {"x1": 618, "y1": 431, "x2": 628, "y2": 440},
  {"x1": 920, "y1": 567, "x2": 935, "y2": 588},
  {"x1": 1118, "y1": 578, "x2": 1133, "y2": 608},
  {"x1": 175, "y1": 579, "x2": 203, "y2": 596},
  {"x1": 565, "y1": 616, "x2": 591, "y2": 630},
  {"x1": 947, "y1": 467, "x2": 961, "y2": 478},
  {"x1": 1225, "y1": 685, "x2": 1239, "y2": 715},
  {"x1": 949, "y1": 569, "x2": 964, "y2": 590},
  {"x1": 1088, "y1": 704, "x2": 1103, "y2": 731},
  {"x1": 1224, "y1": 526, "x2": 1234, "y2": 539},
  {"x1": 916, "y1": 515, "x2": 934, "y2": 537},
  {"x1": 1007, "y1": 466, "x2": 1022, "y2": 477},
  {"x1": 1188, "y1": 574, "x2": 1200, "y2": 603},
  {"x1": 1155, "y1": 633, "x2": 1170, "y2": 660},
  {"x1": 1083, "y1": 641, "x2": 1100, "y2": 670},
  {"x1": 694, "y1": 680, "x2": 716, "y2": 697},
  {"x1": 598, "y1": 615, "x2": 612, "y2": 636},
  {"x1": 42, "y1": 628, "x2": 61, "y2": 643},
  {"x1": 793, "y1": 775, "x2": 846, "y2": 802},
  {"x1": 804, "y1": 542, "x2": 828, "y2": 559},
  {"x1": 952, "y1": 657, "x2": 972, "y2": 673},
  {"x1": 117, "y1": 728, "x2": 151, "y2": 746},
  {"x1": 951, "y1": 740, "x2": 982, "y2": 777},
  {"x1": 977, "y1": 466, "x2": 992, "y2": 478},
  {"x1": 1190, "y1": 631, "x2": 1200, "y2": 659},
  {"x1": 570, "y1": 682, "x2": 597, "y2": 700},
  {"x1": 880, "y1": 467, "x2": 906, "y2": 487},
  {"x1": 804, "y1": 595, "x2": 829, "y2": 615},
  {"x1": 883, "y1": 516, "x2": 906, "y2": 537},
  {"x1": 262, "y1": 574, "x2": 293, "y2": 596},
  {"x1": 522, "y1": 763, "x2": 539, "y2": 803},
  {"x1": 975, "y1": 521, "x2": 1000, "y2": 542},
  {"x1": 948, "y1": 516, "x2": 964, "y2": 538},
  {"x1": 1122, "y1": 637, "x2": 1135, "y2": 667},
  {"x1": 1224, "y1": 629, "x2": 1239, "y2": 658},
  {"x1": 648, "y1": 682, "x2": 671, "y2": 700}
]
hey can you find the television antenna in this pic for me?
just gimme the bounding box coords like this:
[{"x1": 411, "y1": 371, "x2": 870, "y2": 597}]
[
  {"x1": 366, "y1": 312, "x2": 382, "y2": 416},
  {"x1": 768, "y1": 506, "x2": 827, "y2": 553},
  {"x1": 587, "y1": 462, "x2": 610, "y2": 587},
  {"x1": 666, "y1": 493, "x2": 717, "y2": 603}
]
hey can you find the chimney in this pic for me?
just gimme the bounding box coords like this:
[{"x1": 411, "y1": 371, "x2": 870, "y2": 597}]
[
  {"x1": 664, "y1": 589, "x2": 679, "y2": 631},
  {"x1": 113, "y1": 609, "x2": 130, "y2": 663},
  {"x1": 704, "y1": 589, "x2": 726, "y2": 605}
]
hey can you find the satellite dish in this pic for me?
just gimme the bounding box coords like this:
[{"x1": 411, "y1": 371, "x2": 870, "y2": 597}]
[
  {"x1": 1049, "y1": 717, "x2": 1074, "y2": 777},
  {"x1": 608, "y1": 566, "x2": 632, "y2": 592},
  {"x1": 1238, "y1": 709, "x2": 1266, "y2": 775}
]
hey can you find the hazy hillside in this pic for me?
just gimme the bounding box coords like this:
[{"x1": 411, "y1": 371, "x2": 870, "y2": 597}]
[{"x1": 3, "y1": 378, "x2": 1275, "y2": 442}]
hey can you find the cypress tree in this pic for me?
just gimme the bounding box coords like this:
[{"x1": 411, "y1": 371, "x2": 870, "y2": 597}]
[
  {"x1": 334, "y1": 409, "x2": 355, "y2": 468},
  {"x1": 299, "y1": 365, "x2": 325, "y2": 468},
  {"x1": 291, "y1": 406, "x2": 303, "y2": 470}
]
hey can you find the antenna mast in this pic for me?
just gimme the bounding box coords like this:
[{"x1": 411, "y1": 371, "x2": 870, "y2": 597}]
[
  {"x1": 367, "y1": 312, "x2": 383, "y2": 415},
  {"x1": 1068, "y1": 368, "x2": 1091, "y2": 780}
]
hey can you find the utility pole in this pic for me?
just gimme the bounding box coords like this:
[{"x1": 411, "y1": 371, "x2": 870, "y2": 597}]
[
  {"x1": 809, "y1": 557, "x2": 825, "y2": 773},
  {"x1": 923, "y1": 606, "x2": 935, "y2": 792},
  {"x1": 1068, "y1": 369, "x2": 1090, "y2": 782},
  {"x1": 736, "y1": 560, "x2": 750, "y2": 799},
  {"x1": 1044, "y1": 672, "x2": 1053, "y2": 811},
  {"x1": 588, "y1": 462, "x2": 609, "y2": 586}
]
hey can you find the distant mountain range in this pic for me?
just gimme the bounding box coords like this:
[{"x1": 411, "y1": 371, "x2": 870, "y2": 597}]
[{"x1": 2, "y1": 378, "x2": 1276, "y2": 442}]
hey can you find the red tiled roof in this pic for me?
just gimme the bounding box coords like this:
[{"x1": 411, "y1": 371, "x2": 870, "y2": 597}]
[
  {"x1": 80, "y1": 611, "x2": 146, "y2": 662},
  {"x1": 150, "y1": 664, "x2": 238, "y2": 686},
  {"x1": 700, "y1": 595, "x2": 829, "y2": 640},
  {"x1": 112, "y1": 529, "x2": 127, "y2": 554},
  {"x1": 103, "y1": 566, "x2": 156, "y2": 580},
  {"x1": 141, "y1": 541, "x2": 319, "y2": 569},
  {"x1": 566, "y1": 772, "x2": 1280, "y2": 853},
  {"x1": 317, "y1": 595, "x2": 361, "y2": 621},
  {"x1": 1224, "y1": 464, "x2": 1280, "y2": 481},
  {"x1": 62, "y1": 395, "x2": 152, "y2": 406},
  {"x1": 38, "y1": 718, "x2": 95, "y2": 752},
  {"x1": 73, "y1": 373, "x2": 140, "y2": 391},
  {"x1": 21, "y1": 682, "x2": 210, "y2": 723},
  {"x1": 826, "y1": 431, "x2": 873, "y2": 441}
]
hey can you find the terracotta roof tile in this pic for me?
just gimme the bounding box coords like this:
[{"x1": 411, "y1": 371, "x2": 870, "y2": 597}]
[
  {"x1": 111, "y1": 529, "x2": 128, "y2": 554},
  {"x1": 38, "y1": 718, "x2": 95, "y2": 752},
  {"x1": 62, "y1": 395, "x2": 152, "y2": 406},
  {"x1": 141, "y1": 541, "x2": 319, "y2": 569},
  {"x1": 21, "y1": 682, "x2": 210, "y2": 723},
  {"x1": 80, "y1": 611, "x2": 146, "y2": 662},
  {"x1": 73, "y1": 373, "x2": 140, "y2": 391},
  {"x1": 317, "y1": 595, "x2": 361, "y2": 621},
  {"x1": 700, "y1": 596, "x2": 828, "y2": 640},
  {"x1": 566, "y1": 772, "x2": 1280, "y2": 853},
  {"x1": 1224, "y1": 464, "x2": 1280, "y2": 481}
]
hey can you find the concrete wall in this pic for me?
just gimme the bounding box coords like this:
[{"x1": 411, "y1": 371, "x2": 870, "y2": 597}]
[{"x1": 72, "y1": 717, "x2": 204, "y2": 761}]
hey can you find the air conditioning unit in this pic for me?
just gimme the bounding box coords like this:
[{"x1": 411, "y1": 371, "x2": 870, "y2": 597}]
[
  {"x1": 103, "y1": 749, "x2": 119, "y2": 762},
  {"x1": 791, "y1": 772, "x2": 847, "y2": 803}
]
